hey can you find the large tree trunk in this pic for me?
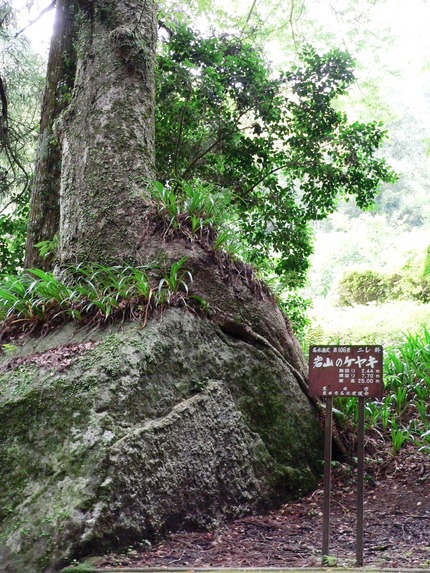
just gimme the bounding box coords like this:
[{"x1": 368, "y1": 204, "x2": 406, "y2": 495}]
[
  {"x1": 1, "y1": 2, "x2": 324, "y2": 570},
  {"x1": 24, "y1": 0, "x2": 77, "y2": 270},
  {"x1": 51, "y1": 0, "x2": 306, "y2": 367},
  {"x1": 56, "y1": 0, "x2": 156, "y2": 266}
]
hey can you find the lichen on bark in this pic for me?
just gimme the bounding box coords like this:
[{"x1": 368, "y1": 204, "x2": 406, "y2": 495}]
[{"x1": 56, "y1": 0, "x2": 157, "y2": 266}]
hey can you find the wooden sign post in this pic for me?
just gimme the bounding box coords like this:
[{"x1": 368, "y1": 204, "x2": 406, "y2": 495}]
[{"x1": 308, "y1": 345, "x2": 383, "y2": 566}]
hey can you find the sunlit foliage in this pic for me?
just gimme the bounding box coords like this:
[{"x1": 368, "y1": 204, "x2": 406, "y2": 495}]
[{"x1": 156, "y1": 24, "x2": 396, "y2": 286}]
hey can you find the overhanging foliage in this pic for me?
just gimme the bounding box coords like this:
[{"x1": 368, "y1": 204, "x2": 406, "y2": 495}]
[
  {"x1": 156, "y1": 24, "x2": 396, "y2": 286},
  {"x1": 0, "y1": 14, "x2": 395, "y2": 288}
]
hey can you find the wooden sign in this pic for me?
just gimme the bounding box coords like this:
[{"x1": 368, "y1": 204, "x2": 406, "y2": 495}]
[
  {"x1": 308, "y1": 344, "x2": 384, "y2": 566},
  {"x1": 308, "y1": 345, "x2": 383, "y2": 398}
]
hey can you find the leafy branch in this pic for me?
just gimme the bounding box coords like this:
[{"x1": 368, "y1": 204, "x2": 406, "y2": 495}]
[{"x1": 156, "y1": 24, "x2": 395, "y2": 285}]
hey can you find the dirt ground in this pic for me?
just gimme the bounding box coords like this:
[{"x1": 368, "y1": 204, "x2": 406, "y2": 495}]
[{"x1": 97, "y1": 440, "x2": 430, "y2": 570}]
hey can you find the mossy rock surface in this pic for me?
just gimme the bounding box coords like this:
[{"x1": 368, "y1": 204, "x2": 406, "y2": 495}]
[{"x1": 0, "y1": 309, "x2": 322, "y2": 572}]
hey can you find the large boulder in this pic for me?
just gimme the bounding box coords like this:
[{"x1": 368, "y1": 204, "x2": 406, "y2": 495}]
[{"x1": 0, "y1": 309, "x2": 322, "y2": 572}]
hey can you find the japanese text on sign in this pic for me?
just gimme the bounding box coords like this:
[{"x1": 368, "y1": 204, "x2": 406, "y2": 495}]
[{"x1": 308, "y1": 345, "x2": 383, "y2": 398}]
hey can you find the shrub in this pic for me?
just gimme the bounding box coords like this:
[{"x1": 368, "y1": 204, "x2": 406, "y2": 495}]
[
  {"x1": 337, "y1": 270, "x2": 388, "y2": 306},
  {"x1": 410, "y1": 276, "x2": 430, "y2": 304},
  {"x1": 423, "y1": 244, "x2": 430, "y2": 277},
  {"x1": 384, "y1": 273, "x2": 404, "y2": 300}
]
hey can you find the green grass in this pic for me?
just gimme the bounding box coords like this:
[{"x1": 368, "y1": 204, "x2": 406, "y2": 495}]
[
  {"x1": 146, "y1": 180, "x2": 239, "y2": 254},
  {"x1": 328, "y1": 327, "x2": 430, "y2": 454}
]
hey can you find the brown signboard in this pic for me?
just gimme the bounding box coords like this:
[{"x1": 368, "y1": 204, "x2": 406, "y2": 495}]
[{"x1": 308, "y1": 345, "x2": 383, "y2": 398}]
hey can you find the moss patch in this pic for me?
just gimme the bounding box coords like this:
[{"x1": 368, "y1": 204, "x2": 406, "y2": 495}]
[{"x1": 1, "y1": 310, "x2": 322, "y2": 571}]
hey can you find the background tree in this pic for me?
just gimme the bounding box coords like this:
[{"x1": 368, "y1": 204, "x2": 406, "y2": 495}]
[
  {"x1": 19, "y1": 7, "x2": 395, "y2": 285},
  {"x1": 4, "y1": 0, "x2": 429, "y2": 287},
  {"x1": 0, "y1": 1, "x2": 45, "y2": 273},
  {"x1": 24, "y1": 0, "x2": 78, "y2": 270}
]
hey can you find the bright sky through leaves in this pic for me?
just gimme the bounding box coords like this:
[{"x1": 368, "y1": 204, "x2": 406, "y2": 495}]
[{"x1": 12, "y1": 0, "x2": 55, "y2": 55}]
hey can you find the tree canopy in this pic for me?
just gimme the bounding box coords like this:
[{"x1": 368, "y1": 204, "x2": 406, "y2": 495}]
[
  {"x1": 0, "y1": 1, "x2": 396, "y2": 289},
  {"x1": 155, "y1": 23, "x2": 395, "y2": 285}
]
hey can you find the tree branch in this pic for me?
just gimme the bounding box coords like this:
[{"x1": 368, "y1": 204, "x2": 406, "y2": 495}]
[
  {"x1": 14, "y1": 0, "x2": 57, "y2": 39},
  {"x1": 0, "y1": 75, "x2": 7, "y2": 132},
  {"x1": 180, "y1": 106, "x2": 256, "y2": 180},
  {"x1": 0, "y1": 136, "x2": 30, "y2": 201},
  {"x1": 241, "y1": 160, "x2": 302, "y2": 196},
  {"x1": 241, "y1": 0, "x2": 258, "y2": 35}
]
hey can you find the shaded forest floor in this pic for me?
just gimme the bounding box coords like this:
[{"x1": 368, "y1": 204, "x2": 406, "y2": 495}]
[{"x1": 97, "y1": 440, "x2": 430, "y2": 570}]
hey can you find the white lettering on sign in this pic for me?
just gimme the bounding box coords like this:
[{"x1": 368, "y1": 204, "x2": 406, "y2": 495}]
[
  {"x1": 312, "y1": 355, "x2": 379, "y2": 369},
  {"x1": 308, "y1": 345, "x2": 384, "y2": 398}
]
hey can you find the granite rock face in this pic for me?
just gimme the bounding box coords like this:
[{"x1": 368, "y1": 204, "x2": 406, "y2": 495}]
[{"x1": 0, "y1": 309, "x2": 322, "y2": 572}]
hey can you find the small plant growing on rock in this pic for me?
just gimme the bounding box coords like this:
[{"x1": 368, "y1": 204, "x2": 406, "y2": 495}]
[{"x1": 0, "y1": 259, "x2": 206, "y2": 341}]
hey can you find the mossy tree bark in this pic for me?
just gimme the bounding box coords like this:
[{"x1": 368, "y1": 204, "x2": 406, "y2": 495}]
[
  {"x1": 24, "y1": 0, "x2": 78, "y2": 270},
  {"x1": 55, "y1": 0, "x2": 156, "y2": 266},
  {"x1": 4, "y1": 4, "x2": 324, "y2": 567},
  {"x1": 25, "y1": 0, "x2": 310, "y2": 381}
]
